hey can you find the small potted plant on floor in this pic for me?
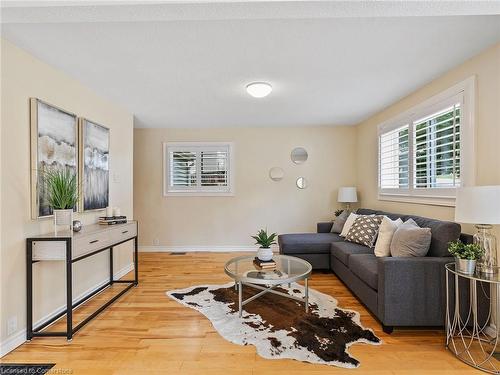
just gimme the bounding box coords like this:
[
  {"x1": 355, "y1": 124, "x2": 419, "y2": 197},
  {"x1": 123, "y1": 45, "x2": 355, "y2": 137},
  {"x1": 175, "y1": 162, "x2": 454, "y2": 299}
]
[
  {"x1": 43, "y1": 169, "x2": 78, "y2": 228},
  {"x1": 448, "y1": 240, "x2": 484, "y2": 275},
  {"x1": 252, "y1": 229, "x2": 277, "y2": 261}
]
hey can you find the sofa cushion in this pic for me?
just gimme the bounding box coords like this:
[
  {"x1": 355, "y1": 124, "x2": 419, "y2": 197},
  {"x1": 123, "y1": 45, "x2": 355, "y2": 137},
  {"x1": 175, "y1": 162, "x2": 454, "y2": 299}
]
[
  {"x1": 374, "y1": 216, "x2": 403, "y2": 257},
  {"x1": 345, "y1": 215, "x2": 383, "y2": 248},
  {"x1": 340, "y1": 213, "x2": 359, "y2": 237},
  {"x1": 390, "y1": 219, "x2": 432, "y2": 257},
  {"x1": 331, "y1": 210, "x2": 349, "y2": 233},
  {"x1": 349, "y1": 254, "x2": 378, "y2": 290},
  {"x1": 356, "y1": 208, "x2": 461, "y2": 257},
  {"x1": 330, "y1": 241, "x2": 373, "y2": 266},
  {"x1": 278, "y1": 233, "x2": 343, "y2": 254},
  {"x1": 405, "y1": 215, "x2": 460, "y2": 257}
]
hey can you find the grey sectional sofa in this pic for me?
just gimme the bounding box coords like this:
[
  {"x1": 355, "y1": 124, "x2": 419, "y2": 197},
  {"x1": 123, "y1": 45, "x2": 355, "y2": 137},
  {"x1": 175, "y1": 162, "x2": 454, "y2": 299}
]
[{"x1": 278, "y1": 208, "x2": 485, "y2": 333}]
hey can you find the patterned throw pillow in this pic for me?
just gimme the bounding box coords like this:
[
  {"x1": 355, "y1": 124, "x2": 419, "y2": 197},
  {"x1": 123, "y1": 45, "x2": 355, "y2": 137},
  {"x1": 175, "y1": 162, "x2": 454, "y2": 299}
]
[{"x1": 345, "y1": 215, "x2": 383, "y2": 248}]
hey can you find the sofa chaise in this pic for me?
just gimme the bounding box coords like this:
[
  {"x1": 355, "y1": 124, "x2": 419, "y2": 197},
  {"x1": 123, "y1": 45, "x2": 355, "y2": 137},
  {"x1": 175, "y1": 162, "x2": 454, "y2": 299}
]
[{"x1": 278, "y1": 208, "x2": 488, "y2": 332}]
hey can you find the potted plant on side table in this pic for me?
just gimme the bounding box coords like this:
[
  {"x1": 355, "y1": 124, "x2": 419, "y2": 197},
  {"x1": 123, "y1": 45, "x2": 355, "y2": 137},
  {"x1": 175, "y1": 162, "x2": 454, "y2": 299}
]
[
  {"x1": 448, "y1": 240, "x2": 484, "y2": 275},
  {"x1": 252, "y1": 229, "x2": 277, "y2": 261},
  {"x1": 43, "y1": 169, "x2": 78, "y2": 230}
]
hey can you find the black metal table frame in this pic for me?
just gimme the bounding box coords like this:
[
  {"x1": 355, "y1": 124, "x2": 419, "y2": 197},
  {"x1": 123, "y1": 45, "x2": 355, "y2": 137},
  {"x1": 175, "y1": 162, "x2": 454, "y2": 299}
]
[{"x1": 26, "y1": 234, "x2": 138, "y2": 341}]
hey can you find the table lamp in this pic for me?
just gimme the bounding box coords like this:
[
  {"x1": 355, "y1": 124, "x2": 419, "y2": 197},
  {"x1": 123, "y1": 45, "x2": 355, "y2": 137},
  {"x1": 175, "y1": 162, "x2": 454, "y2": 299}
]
[
  {"x1": 455, "y1": 186, "x2": 500, "y2": 274},
  {"x1": 338, "y1": 187, "x2": 358, "y2": 212}
]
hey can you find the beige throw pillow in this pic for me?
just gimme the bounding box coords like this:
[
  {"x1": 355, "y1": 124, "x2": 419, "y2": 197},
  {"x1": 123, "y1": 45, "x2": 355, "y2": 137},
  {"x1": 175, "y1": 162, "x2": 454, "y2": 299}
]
[
  {"x1": 390, "y1": 219, "x2": 432, "y2": 257},
  {"x1": 374, "y1": 216, "x2": 403, "y2": 257},
  {"x1": 340, "y1": 213, "x2": 358, "y2": 237}
]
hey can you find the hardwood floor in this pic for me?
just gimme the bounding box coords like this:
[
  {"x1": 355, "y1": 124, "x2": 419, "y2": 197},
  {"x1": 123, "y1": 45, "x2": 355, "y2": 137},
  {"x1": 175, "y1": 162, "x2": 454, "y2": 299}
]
[{"x1": 1, "y1": 252, "x2": 481, "y2": 374}]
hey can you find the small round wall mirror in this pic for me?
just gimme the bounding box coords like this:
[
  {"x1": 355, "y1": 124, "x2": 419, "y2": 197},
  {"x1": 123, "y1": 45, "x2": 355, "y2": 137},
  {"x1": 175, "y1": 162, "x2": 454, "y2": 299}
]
[
  {"x1": 296, "y1": 177, "x2": 308, "y2": 189},
  {"x1": 269, "y1": 167, "x2": 285, "y2": 182},
  {"x1": 291, "y1": 147, "x2": 308, "y2": 164}
]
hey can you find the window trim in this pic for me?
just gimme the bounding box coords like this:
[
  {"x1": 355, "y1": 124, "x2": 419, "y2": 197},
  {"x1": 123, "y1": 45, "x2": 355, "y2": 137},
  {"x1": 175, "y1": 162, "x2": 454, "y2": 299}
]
[
  {"x1": 163, "y1": 142, "x2": 235, "y2": 197},
  {"x1": 377, "y1": 76, "x2": 476, "y2": 207}
]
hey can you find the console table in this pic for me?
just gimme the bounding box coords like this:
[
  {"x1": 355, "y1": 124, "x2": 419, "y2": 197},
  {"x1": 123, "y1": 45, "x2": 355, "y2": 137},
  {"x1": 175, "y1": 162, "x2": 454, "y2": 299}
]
[
  {"x1": 26, "y1": 221, "x2": 138, "y2": 341},
  {"x1": 445, "y1": 263, "x2": 499, "y2": 374}
]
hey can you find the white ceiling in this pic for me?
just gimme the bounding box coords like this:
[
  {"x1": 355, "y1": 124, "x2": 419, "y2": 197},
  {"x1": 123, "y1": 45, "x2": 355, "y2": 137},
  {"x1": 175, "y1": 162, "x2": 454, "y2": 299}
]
[{"x1": 1, "y1": 1, "x2": 500, "y2": 128}]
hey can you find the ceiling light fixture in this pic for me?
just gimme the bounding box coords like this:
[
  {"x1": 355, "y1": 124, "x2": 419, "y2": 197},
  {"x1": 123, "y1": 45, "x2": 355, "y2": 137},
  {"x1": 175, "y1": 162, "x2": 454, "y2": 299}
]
[{"x1": 246, "y1": 82, "x2": 272, "y2": 98}]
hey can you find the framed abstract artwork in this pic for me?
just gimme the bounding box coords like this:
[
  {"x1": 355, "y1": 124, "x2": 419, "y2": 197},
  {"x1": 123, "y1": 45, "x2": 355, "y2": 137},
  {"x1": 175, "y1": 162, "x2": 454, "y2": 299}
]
[
  {"x1": 79, "y1": 118, "x2": 110, "y2": 211},
  {"x1": 30, "y1": 98, "x2": 78, "y2": 219}
]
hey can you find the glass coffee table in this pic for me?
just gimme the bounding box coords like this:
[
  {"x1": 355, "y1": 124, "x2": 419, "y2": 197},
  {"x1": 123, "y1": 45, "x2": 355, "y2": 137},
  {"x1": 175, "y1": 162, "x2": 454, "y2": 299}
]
[{"x1": 224, "y1": 254, "x2": 312, "y2": 317}]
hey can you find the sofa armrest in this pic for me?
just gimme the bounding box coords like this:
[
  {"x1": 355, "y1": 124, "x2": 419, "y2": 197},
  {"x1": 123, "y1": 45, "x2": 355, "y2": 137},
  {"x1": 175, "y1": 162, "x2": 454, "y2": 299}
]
[
  {"x1": 317, "y1": 222, "x2": 333, "y2": 233},
  {"x1": 377, "y1": 257, "x2": 452, "y2": 326}
]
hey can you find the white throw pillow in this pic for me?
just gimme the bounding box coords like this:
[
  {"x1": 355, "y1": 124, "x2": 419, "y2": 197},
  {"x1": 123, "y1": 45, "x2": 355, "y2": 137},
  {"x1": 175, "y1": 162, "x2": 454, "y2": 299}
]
[
  {"x1": 374, "y1": 216, "x2": 403, "y2": 257},
  {"x1": 340, "y1": 213, "x2": 359, "y2": 237}
]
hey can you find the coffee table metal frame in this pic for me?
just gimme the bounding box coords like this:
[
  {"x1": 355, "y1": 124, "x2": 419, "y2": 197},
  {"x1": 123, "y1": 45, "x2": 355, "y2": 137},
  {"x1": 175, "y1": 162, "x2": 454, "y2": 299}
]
[{"x1": 224, "y1": 254, "x2": 312, "y2": 317}]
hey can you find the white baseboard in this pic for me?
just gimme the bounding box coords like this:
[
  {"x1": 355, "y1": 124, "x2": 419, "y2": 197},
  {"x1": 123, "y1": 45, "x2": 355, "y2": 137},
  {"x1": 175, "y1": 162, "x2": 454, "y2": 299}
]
[
  {"x1": 140, "y1": 245, "x2": 279, "y2": 253},
  {"x1": 0, "y1": 262, "x2": 134, "y2": 358},
  {"x1": 0, "y1": 330, "x2": 26, "y2": 359}
]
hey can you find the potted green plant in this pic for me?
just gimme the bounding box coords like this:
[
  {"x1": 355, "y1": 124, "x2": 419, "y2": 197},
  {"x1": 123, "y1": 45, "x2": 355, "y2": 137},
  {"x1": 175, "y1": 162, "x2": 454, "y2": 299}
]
[
  {"x1": 252, "y1": 229, "x2": 277, "y2": 261},
  {"x1": 43, "y1": 169, "x2": 78, "y2": 228},
  {"x1": 448, "y1": 240, "x2": 484, "y2": 275}
]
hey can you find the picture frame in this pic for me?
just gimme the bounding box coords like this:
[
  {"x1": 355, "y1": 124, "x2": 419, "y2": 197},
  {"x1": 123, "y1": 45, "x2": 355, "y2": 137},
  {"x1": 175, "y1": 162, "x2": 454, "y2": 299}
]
[
  {"x1": 78, "y1": 118, "x2": 110, "y2": 212},
  {"x1": 30, "y1": 98, "x2": 78, "y2": 219}
]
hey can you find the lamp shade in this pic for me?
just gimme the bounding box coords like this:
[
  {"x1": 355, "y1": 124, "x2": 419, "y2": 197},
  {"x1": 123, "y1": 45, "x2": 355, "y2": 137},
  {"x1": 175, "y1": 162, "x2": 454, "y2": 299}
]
[
  {"x1": 455, "y1": 186, "x2": 500, "y2": 224},
  {"x1": 338, "y1": 187, "x2": 358, "y2": 203}
]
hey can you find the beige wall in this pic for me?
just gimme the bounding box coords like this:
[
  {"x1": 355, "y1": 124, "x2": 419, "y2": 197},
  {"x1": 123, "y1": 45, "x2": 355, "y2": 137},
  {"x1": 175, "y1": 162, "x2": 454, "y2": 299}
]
[
  {"x1": 355, "y1": 42, "x2": 500, "y2": 238},
  {"x1": 0, "y1": 39, "x2": 134, "y2": 351},
  {"x1": 134, "y1": 126, "x2": 357, "y2": 248}
]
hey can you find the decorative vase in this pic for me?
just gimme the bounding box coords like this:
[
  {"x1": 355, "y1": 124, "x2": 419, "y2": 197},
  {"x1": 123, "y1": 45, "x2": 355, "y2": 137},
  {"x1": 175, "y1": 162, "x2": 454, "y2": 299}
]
[
  {"x1": 455, "y1": 257, "x2": 476, "y2": 275},
  {"x1": 53, "y1": 209, "x2": 73, "y2": 227},
  {"x1": 257, "y1": 247, "x2": 273, "y2": 261}
]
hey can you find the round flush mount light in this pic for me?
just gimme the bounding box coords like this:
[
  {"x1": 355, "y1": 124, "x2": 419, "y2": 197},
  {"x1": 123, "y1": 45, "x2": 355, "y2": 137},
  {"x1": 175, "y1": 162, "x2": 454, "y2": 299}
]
[{"x1": 246, "y1": 82, "x2": 272, "y2": 98}]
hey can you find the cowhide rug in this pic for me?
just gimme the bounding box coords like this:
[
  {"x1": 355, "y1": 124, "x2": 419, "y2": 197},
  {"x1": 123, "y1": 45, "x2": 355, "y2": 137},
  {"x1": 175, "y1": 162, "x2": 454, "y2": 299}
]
[{"x1": 167, "y1": 282, "x2": 380, "y2": 368}]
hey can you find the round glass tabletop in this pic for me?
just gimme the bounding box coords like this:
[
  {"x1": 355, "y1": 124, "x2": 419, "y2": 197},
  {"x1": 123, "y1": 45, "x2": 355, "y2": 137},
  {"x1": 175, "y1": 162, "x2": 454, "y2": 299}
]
[
  {"x1": 445, "y1": 262, "x2": 500, "y2": 284},
  {"x1": 225, "y1": 254, "x2": 312, "y2": 285}
]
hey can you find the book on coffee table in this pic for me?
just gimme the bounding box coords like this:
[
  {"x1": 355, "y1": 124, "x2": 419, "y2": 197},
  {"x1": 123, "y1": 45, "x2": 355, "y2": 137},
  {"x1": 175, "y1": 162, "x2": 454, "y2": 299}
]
[{"x1": 253, "y1": 258, "x2": 276, "y2": 270}]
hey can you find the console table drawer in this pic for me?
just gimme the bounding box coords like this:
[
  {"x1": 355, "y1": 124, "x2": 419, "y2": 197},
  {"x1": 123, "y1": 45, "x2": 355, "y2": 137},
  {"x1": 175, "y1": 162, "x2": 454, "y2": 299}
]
[
  {"x1": 73, "y1": 231, "x2": 113, "y2": 257},
  {"x1": 108, "y1": 222, "x2": 137, "y2": 243}
]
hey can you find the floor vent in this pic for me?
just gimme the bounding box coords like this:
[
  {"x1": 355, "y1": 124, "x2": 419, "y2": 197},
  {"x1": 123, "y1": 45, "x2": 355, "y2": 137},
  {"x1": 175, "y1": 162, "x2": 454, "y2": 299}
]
[{"x1": 170, "y1": 252, "x2": 187, "y2": 255}]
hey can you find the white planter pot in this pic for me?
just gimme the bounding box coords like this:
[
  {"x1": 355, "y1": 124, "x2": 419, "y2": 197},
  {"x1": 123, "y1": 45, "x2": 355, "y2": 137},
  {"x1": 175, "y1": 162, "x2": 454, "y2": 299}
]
[
  {"x1": 53, "y1": 209, "x2": 73, "y2": 226},
  {"x1": 257, "y1": 247, "x2": 273, "y2": 261},
  {"x1": 455, "y1": 257, "x2": 476, "y2": 275}
]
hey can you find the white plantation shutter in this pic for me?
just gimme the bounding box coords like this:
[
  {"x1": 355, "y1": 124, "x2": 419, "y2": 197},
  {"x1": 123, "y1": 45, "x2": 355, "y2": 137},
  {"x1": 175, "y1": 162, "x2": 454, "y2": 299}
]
[
  {"x1": 164, "y1": 143, "x2": 233, "y2": 195},
  {"x1": 377, "y1": 78, "x2": 473, "y2": 204},
  {"x1": 413, "y1": 104, "x2": 460, "y2": 189},
  {"x1": 379, "y1": 124, "x2": 409, "y2": 190},
  {"x1": 170, "y1": 151, "x2": 197, "y2": 188},
  {"x1": 200, "y1": 149, "x2": 228, "y2": 187}
]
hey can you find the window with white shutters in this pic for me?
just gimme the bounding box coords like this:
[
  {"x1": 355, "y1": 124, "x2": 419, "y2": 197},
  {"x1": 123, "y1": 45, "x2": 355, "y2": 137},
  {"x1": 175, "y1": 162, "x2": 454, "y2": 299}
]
[
  {"x1": 377, "y1": 77, "x2": 475, "y2": 205},
  {"x1": 164, "y1": 142, "x2": 234, "y2": 195}
]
